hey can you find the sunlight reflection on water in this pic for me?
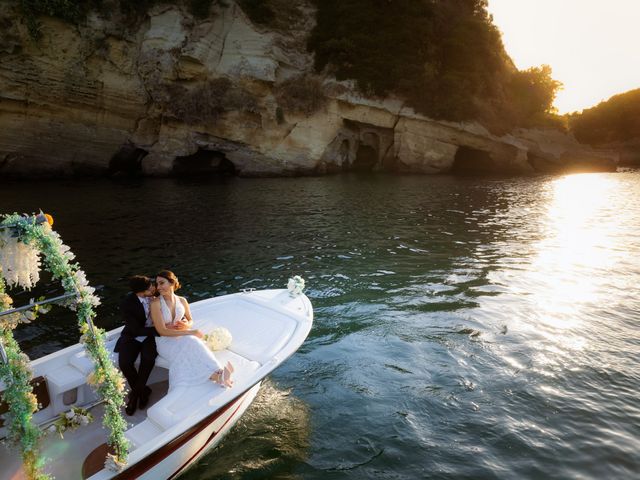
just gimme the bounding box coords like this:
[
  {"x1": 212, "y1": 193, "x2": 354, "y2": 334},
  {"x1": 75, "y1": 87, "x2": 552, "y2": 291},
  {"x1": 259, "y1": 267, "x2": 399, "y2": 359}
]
[{"x1": 532, "y1": 175, "x2": 619, "y2": 329}]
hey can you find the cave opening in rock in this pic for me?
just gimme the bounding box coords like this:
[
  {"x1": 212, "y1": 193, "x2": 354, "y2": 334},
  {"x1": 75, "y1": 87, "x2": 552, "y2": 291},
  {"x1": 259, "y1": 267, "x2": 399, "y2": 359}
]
[
  {"x1": 451, "y1": 146, "x2": 495, "y2": 174},
  {"x1": 351, "y1": 144, "x2": 378, "y2": 171},
  {"x1": 109, "y1": 145, "x2": 148, "y2": 176},
  {"x1": 172, "y1": 149, "x2": 237, "y2": 176},
  {"x1": 339, "y1": 139, "x2": 350, "y2": 169}
]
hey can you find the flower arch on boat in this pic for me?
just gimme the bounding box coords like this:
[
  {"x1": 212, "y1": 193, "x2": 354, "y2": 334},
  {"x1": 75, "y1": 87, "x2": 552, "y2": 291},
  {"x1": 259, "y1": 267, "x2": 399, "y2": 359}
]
[{"x1": 0, "y1": 213, "x2": 130, "y2": 479}]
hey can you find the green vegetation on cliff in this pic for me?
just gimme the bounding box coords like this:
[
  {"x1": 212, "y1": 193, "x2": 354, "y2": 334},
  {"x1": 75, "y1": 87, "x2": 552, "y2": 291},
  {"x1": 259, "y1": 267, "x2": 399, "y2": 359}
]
[
  {"x1": 570, "y1": 89, "x2": 640, "y2": 144},
  {"x1": 307, "y1": 0, "x2": 562, "y2": 131},
  {"x1": 18, "y1": 0, "x2": 88, "y2": 37},
  {"x1": 308, "y1": 0, "x2": 502, "y2": 119},
  {"x1": 17, "y1": 0, "x2": 215, "y2": 37}
]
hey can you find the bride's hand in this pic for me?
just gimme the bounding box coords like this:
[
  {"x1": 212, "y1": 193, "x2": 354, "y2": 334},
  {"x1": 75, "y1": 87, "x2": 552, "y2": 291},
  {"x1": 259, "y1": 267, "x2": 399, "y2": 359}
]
[
  {"x1": 192, "y1": 329, "x2": 204, "y2": 339},
  {"x1": 173, "y1": 318, "x2": 191, "y2": 330}
]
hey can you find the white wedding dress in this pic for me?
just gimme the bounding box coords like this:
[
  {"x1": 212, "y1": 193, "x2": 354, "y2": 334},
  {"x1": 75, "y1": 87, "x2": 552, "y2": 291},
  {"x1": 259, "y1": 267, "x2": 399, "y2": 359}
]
[{"x1": 156, "y1": 294, "x2": 223, "y2": 390}]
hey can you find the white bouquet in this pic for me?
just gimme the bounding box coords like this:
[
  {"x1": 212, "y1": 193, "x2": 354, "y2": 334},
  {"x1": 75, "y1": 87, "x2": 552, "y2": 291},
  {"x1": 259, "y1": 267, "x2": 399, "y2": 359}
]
[
  {"x1": 47, "y1": 406, "x2": 93, "y2": 438},
  {"x1": 204, "y1": 327, "x2": 233, "y2": 351},
  {"x1": 287, "y1": 275, "x2": 305, "y2": 296}
]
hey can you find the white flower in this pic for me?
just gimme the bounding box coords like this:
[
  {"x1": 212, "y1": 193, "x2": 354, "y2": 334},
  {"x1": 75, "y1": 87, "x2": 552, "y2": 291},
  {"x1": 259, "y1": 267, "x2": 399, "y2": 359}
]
[
  {"x1": 87, "y1": 293, "x2": 101, "y2": 307},
  {"x1": 65, "y1": 411, "x2": 75, "y2": 420},
  {"x1": 79, "y1": 415, "x2": 90, "y2": 426},
  {"x1": 0, "y1": 233, "x2": 41, "y2": 289},
  {"x1": 204, "y1": 327, "x2": 233, "y2": 351},
  {"x1": 287, "y1": 275, "x2": 305, "y2": 296},
  {"x1": 74, "y1": 270, "x2": 88, "y2": 287},
  {"x1": 80, "y1": 285, "x2": 95, "y2": 296},
  {"x1": 60, "y1": 244, "x2": 75, "y2": 260}
]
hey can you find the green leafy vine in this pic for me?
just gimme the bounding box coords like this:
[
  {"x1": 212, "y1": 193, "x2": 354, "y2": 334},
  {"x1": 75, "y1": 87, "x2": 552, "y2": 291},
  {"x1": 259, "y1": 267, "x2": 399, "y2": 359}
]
[{"x1": 0, "y1": 275, "x2": 50, "y2": 480}]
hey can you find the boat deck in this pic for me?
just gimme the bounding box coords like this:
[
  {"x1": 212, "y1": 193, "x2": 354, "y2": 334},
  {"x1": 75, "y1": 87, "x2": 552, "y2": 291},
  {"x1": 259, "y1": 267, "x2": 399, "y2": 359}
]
[{"x1": 0, "y1": 380, "x2": 169, "y2": 480}]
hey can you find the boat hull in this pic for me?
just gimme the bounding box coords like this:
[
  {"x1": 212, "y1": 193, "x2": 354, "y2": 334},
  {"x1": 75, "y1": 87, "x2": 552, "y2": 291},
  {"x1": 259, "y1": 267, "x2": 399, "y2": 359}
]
[{"x1": 112, "y1": 382, "x2": 261, "y2": 480}]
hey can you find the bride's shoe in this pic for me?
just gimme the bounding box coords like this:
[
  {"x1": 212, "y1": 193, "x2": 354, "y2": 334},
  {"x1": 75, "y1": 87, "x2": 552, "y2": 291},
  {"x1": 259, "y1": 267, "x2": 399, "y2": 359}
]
[
  {"x1": 210, "y1": 366, "x2": 233, "y2": 388},
  {"x1": 210, "y1": 370, "x2": 223, "y2": 386},
  {"x1": 222, "y1": 363, "x2": 234, "y2": 388}
]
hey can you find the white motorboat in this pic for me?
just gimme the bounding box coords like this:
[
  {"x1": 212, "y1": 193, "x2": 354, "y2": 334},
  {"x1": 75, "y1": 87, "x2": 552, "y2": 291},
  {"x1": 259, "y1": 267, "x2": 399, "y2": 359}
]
[{"x1": 0, "y1": 288, "x2": 313, "y2": 479}]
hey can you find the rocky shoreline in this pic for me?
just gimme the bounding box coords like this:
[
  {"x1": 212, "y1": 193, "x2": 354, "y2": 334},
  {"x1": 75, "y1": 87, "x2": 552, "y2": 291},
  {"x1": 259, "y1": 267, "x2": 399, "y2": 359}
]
[{"x1": 0, "y1": 1, "x2": 618, "y2": 179}]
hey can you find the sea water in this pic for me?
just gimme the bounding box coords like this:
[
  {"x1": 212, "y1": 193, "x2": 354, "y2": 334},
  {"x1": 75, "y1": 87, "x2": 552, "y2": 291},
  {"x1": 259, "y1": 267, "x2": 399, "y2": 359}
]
[{"x1": 1, "y1": 171, "x2": 639, "y2": 479}]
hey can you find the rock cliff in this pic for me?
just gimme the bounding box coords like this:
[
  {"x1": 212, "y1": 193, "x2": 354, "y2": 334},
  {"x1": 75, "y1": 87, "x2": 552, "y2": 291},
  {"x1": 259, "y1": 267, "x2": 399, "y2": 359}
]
[{"x1": 0, "y1": 1, "x2": 617, "y2": 178}]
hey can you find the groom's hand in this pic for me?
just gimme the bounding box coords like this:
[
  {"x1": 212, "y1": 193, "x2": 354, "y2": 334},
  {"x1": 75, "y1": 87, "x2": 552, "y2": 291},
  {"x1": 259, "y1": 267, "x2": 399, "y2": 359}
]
[
  {"x1": 173, "y1": 320, "x2": 189, "y2": 330},
  {"x1": 174, "y1": 318, "x2": 191, "y2": 330}
]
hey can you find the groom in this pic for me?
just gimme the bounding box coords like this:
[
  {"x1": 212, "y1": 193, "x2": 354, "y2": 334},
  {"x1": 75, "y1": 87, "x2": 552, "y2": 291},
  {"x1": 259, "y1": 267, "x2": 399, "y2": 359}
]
[{"x1": 114, "y1": 275, "x2": 159, "y2": 416}]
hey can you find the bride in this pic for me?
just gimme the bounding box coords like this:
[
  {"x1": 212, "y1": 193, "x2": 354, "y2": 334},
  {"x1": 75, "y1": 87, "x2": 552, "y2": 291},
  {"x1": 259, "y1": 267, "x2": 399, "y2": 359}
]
[{"x1": 150, "y1": 270, "x2": 233, "y2": 389}]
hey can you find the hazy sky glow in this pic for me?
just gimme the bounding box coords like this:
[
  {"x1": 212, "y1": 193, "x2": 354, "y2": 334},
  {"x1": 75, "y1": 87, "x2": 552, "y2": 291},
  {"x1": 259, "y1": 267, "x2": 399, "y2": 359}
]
[{"x1": 487, "y1": 0, "x2": 640, "y2": 113}]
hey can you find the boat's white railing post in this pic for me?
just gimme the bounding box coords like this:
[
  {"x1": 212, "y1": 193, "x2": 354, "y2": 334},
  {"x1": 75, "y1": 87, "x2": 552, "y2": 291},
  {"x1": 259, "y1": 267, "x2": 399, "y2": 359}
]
[
  {"x1": 86, "y1": 313, "x2": 99, "y2": 340},
  {"x1": 0, "y1": 339, "x2": 7, "y2": 364}
]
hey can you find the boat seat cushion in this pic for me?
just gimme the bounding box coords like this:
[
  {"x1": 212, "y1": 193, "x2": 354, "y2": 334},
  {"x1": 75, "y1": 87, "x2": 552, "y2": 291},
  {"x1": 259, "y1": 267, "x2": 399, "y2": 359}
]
[
  {"x1": 46, "y1": 366, "x2": 86, "y2": 395},
  {"x1": 194, "y1": 301, "x2": 297, "y2": 365},
  {"x1": 125, "y1": 420, "x2": 164, "y2": 450},
  {"x1": 146, "y1": 350, "x2": 259, "y2": 431},
  {"x1": 69, "y1": 340, "x2": 170, "y2": 374}
]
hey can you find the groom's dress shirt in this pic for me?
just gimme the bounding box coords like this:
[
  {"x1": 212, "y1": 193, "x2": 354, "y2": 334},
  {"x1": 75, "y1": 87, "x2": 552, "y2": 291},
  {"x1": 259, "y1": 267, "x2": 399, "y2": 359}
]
[{"x1": 138, "y1": 296, "x2": 152, "y2": 327}]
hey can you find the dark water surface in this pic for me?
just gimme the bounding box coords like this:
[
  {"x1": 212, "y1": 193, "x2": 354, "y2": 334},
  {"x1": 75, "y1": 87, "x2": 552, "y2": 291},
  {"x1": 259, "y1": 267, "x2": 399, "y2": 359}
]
[{"x1": 1, "y1": 172, "x2": 639, "y2": 479}]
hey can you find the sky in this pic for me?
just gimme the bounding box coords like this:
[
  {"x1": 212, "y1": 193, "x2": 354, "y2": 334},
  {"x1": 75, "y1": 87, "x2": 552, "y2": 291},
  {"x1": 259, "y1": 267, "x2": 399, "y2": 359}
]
[{"x1": 487, "y1": 0, "x2": 640, "y2": 114}]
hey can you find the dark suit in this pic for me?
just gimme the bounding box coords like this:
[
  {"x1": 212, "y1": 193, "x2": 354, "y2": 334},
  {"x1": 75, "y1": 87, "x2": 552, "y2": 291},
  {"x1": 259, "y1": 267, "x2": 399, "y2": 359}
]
[{"x1": 114, "y1": 292, "x2": 159, "y2": 401}]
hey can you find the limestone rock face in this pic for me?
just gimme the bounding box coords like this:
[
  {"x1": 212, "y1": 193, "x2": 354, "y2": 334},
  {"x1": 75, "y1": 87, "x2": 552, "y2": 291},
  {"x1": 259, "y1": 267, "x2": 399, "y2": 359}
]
[
  {"x1": 507, "y1": 129, "x2": 618, "y2": 173},
  {"x1": 0, "y1": 1, "x2": 617, "y2": 178},
  {"x1": 602, "y1": 139, "x2": 640, "y2": 167}
]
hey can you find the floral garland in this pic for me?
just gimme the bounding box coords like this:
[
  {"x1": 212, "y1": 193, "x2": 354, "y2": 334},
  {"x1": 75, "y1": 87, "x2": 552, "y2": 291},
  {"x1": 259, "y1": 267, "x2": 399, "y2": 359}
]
[
  {"x1": 0, "y1": 213, "x2": 130, "y2": 477},
  {"x1": 0, "y1": 273, "x2": 50, "y2": 480}
]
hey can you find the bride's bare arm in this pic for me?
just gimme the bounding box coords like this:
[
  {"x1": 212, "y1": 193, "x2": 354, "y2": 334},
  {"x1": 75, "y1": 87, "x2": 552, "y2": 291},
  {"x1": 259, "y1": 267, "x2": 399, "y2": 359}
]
[
  {"x1": 179, "y1": 297, "x2": 193, "y2": 323},
  {"x1": 150, "y1": 299, "x2": 201, "y2": 337}
]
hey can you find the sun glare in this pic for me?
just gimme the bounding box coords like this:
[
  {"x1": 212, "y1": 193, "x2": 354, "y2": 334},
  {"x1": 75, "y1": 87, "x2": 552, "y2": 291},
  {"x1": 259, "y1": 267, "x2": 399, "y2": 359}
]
[
  {"x1": 488, "y1": 0, "x2": 640, "y2": 113},
  {"x1": 529, "y1": 174, "x2": 618, "y2": 332}
]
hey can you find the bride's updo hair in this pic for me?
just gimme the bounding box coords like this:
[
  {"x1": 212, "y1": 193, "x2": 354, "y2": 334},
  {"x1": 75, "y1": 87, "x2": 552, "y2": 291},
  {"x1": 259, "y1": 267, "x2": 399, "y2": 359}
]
[{"x1": 156, "y1": 270, "x2": 181, "y2": 291}]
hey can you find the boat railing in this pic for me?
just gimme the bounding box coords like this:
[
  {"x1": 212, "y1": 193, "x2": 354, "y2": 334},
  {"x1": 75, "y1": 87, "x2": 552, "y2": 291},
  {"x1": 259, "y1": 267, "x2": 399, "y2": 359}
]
[
  {"x1": 0, "y1": 292, "x2": 79, "y2": 317},
  {"x1": 0, "y1": 292, "x2": 82, "y2": 365}
]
